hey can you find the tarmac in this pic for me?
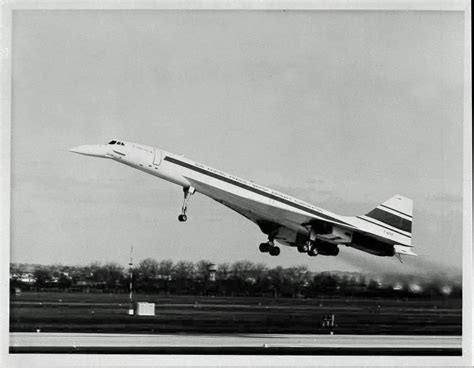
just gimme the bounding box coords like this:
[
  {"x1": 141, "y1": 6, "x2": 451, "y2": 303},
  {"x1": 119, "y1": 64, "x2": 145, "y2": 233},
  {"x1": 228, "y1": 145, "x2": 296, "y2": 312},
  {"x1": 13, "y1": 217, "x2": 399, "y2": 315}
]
[{"x1": 9, "y1": 332, "x2": 462, "y2": 355}]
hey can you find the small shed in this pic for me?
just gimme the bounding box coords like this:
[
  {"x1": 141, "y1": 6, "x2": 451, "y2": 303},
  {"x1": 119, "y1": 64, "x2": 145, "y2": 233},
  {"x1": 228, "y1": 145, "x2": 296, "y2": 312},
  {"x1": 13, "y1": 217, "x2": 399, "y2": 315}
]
[{"x1": 136, "y1": 302, "x2": 155, "y2": 316}]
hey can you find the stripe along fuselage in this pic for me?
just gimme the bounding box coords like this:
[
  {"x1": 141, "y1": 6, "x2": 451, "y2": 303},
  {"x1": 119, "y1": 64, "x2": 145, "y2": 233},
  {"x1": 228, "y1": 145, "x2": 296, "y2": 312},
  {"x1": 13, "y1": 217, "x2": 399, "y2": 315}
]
[
  {"x1": 110, "y1": 141, "x2": 409, "y2": 242},
  {"x1": 69, "y1": 139, "x2": 415, "y2": 258},
  {"x1": 118, "y1": 142, "x2": 351, "y2": 226}
]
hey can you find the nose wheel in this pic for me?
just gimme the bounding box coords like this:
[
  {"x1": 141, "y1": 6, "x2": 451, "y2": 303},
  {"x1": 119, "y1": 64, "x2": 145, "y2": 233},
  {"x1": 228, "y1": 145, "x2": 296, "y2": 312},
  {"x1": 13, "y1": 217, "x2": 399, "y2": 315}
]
[{"x1": 178, "y1": 186, "x2": 195, "y2": 222}]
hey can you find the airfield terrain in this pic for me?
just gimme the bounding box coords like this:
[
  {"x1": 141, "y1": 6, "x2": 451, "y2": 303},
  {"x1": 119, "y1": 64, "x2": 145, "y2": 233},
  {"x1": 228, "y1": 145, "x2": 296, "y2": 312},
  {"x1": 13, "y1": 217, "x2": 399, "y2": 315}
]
[{"x1": 10, "y1": 292, "x2": 461, "y2": 335}]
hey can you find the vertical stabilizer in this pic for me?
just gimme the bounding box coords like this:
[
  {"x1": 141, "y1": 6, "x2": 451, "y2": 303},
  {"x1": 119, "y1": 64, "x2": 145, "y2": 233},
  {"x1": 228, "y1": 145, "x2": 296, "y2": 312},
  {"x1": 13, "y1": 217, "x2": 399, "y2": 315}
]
[{"x1": 364, "y1": 194, "x2": 413, "y2": 244}]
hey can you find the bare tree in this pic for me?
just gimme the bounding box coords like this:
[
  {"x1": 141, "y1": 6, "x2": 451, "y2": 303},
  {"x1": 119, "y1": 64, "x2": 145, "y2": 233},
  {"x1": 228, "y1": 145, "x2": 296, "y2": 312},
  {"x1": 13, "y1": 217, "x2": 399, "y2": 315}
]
[
  {"x1": 157, "y1": 260, "x2": 174, "y2": 279},
  {"x1": 172, "y1": 261, "x2": 195, "y2": 280},
  {"x1": 251, "y1": 263, "x2": 268, "y2": 281},
  {"x1": 284, "y1": 265, "x2": 311, "y2": 297},
  {"x1": 268, "y1": 266, "x2": 286, "y2": 298},
  {"x1": 231, "y1": 260, "x2": 255, "y2": 281},
  {"x1": 103, "y1": 262, "x2": 125, "y2": 290},
  {"x1": 195, "y1": 259, "x2": 212, "y2": 282},
  {"x1": 136, "y1": 258, "x2": 160, "y2": 291},
  {"x1": 33, "y1": 268, "x2": 51, "y2": 288},
  {"x1": 216, "y1": 263, "x2": 231, "y2": 280}
]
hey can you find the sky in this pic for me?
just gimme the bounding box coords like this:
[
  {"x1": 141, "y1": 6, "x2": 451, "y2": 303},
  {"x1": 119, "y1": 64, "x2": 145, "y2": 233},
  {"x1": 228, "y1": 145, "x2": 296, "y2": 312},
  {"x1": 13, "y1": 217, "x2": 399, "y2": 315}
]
[{"x1": 10, "y1": 10, "x2": 465, "y2": 275}]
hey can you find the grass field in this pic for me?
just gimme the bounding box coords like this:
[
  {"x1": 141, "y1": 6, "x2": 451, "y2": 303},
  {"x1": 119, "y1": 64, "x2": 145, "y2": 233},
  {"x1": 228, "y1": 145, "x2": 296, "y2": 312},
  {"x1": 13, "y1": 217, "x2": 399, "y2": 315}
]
[{"x1": 10, "y1": 292, "x2": 462, "y2": 335}]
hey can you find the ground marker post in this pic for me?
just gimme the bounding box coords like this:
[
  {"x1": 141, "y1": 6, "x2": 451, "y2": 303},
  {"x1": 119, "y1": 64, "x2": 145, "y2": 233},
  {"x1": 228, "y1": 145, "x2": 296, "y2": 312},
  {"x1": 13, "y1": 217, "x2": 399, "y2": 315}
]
[{"x1": 322, "y1": 313, "x2": 336, "y2": 335}]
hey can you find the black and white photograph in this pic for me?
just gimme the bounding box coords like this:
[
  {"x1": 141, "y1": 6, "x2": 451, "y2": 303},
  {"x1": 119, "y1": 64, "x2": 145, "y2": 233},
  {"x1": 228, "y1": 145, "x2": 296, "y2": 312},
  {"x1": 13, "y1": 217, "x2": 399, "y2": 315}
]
[{"x1": 1, "y1": 1, "x2": 471, "y2": 366}]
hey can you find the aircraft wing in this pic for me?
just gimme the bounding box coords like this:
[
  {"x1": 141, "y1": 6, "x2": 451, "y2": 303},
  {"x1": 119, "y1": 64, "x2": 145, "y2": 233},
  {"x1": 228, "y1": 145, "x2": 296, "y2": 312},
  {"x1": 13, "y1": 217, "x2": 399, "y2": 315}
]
[
  {"x1": 186, "y1": 177, "x2": 356, "y2": 239},
  {"x1": 184, "y1": 177, "x2": 413, "y2": 259}
]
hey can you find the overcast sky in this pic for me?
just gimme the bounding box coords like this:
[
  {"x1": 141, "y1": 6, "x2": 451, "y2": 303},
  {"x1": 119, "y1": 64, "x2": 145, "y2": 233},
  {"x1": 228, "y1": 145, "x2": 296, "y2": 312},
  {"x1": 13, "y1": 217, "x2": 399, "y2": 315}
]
[{"x1": 10, "y1": 10, "x2": 464, "y2": 275}]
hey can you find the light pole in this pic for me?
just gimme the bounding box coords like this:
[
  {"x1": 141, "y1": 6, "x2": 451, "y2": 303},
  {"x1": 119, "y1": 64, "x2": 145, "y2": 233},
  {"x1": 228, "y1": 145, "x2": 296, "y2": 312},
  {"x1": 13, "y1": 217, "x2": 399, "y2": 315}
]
[{"x1": 128, "y1": 246, "x2": 134, "y2": 315}]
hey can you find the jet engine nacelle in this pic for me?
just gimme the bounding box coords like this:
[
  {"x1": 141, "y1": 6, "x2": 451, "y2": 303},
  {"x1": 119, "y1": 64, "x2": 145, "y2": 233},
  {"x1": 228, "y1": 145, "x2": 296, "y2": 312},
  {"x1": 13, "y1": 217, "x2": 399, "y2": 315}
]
[
  {"x1": 350, "y1": 233, "x2": 395, "y2": 257},
  {"x1": 316, "y1": 242, "x2": 340, "y2": 256},
  {"x1": 318, "y1": 245, "x2": 339, "y2": 256}
]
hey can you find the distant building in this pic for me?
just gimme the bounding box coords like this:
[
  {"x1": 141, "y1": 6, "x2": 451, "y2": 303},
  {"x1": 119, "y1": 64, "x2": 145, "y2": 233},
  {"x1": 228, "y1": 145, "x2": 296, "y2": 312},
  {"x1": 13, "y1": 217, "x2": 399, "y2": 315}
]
[
  {"x1": 440, "y1": 285, "x2": 453, "y2": 295},
  {"x1": 75, "y1": 280, "x2": 93, "y2": 292},
  {"x1": 392, "y1": 282, "x2": 404, "y2": 291},
  {"x1": 18, "y1": 273, "x2": 35, "y2": 284},
  {"x1": 207, "y1": 264, "x2": 217, "y2": 282},
  {"x1": 76, "y1": 280, "x2": 92, "y2": 286},
  {"x1": 408, "y1": 283, "x2": 423, "y2": 293}
]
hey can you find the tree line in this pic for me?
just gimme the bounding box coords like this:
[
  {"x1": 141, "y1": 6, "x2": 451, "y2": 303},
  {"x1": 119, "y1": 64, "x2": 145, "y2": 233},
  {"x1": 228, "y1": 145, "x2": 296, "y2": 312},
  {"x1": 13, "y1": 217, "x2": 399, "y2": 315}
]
[{"x1": 10, "y1": 259, "x2": 461, "y2": 299}]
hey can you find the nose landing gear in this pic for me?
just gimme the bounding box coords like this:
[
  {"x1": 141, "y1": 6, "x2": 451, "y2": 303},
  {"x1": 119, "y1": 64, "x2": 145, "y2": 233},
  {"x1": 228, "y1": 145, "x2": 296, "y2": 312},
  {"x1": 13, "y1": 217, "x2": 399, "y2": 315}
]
[{"x1": 178, "y1": 186, "x2": 195, "y2": 222}]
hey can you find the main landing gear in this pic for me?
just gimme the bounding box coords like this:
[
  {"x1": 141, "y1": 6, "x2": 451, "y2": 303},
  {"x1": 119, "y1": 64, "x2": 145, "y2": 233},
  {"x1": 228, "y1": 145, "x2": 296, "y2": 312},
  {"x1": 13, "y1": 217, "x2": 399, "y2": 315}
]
[
  {"x1": 298, "y1": 240, "x2": 319, "y2": 256},
  {"x1": 178, "y1": 186, "x2": 195, "y2": 222},
  {"x1": 307, "y1": 241, "x2": 319, "y2": 257},
  {"x1": 297, "y1": 242, "x2": 310, "y2": 253},
  {"x1": 259, "y1": 238, "x2": 280, "y2": 256},
  {"x1": 305, "y1": 227, "x2": 319, "y2": 256}
]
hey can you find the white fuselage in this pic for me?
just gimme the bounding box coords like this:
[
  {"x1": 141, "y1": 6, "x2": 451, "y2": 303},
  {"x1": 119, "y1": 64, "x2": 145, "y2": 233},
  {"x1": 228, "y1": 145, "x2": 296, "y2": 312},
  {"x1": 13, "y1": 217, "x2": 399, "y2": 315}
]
[{"x1": 103, "y1": 141, "x2": 411, "y2": 249}]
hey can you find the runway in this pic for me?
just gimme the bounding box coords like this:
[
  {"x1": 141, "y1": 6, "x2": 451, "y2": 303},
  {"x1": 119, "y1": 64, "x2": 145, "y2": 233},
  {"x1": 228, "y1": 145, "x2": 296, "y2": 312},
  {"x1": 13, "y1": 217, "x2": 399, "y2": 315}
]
[{"x1": 10, "y1": 333, "x2": 462, "y2": 355}]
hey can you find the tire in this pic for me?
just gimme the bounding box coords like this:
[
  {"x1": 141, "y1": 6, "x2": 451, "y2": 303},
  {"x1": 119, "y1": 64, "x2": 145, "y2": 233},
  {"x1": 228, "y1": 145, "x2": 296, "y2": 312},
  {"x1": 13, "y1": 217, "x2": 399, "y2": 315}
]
[
  {"x1": 308, "y1": 246, "x2": 318, "y2": 256},
  {"x1": 269, "y1": 246, "x2": 280, "y2": 256},
  {"x1": 178, "y1": 214, "x2": 187, "y2": 222},
  {"x1": 259, "y1": 243, "x2": 269, "y2": 253}
]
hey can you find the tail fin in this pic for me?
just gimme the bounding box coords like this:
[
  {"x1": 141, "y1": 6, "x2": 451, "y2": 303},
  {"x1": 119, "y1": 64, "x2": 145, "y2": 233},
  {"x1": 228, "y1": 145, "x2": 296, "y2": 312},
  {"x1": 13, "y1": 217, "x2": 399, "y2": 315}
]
[{"x1": 364, "y1": 194, "x2": 413, "y2": 243}]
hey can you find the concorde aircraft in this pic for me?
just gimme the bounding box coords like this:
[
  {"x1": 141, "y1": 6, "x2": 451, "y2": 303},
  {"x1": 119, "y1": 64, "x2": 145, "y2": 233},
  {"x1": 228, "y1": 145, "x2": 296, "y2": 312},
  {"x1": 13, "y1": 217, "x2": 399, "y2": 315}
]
[{"x1": 69, "y1": 140, "x2": 416, "y2": 259}]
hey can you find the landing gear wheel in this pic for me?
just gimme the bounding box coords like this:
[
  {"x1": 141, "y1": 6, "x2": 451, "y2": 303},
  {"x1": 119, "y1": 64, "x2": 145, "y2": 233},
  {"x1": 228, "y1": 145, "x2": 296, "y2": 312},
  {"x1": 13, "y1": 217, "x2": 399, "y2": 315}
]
[
  {"x1": 308, "y1": 245, "x2": 318, "y2": 257},
  {"x1": 178, "y1": 186, "x2": 195, "y2": 223},
  {"x1": 269, "y1": 246, "x2": 280, "y2": 256},
  {"x1": 259, "y1": 243, "x2": 270, "y2": 253},
  {"x1": 297, "y1": 245, "x2": 307, "y2": 253}
]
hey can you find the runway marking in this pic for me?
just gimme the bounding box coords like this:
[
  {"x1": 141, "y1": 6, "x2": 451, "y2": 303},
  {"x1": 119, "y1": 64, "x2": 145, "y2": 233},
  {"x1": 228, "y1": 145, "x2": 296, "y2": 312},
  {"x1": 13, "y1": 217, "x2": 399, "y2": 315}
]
[{"x1": 10, "y1": 332, "x2": 461, "y2": 348}]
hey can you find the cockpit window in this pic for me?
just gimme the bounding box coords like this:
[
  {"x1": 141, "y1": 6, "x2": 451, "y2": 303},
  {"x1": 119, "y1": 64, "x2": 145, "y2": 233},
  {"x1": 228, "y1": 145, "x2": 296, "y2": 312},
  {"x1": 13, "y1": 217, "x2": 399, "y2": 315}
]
[{"x1": 108, "y1": 140, "x2": 125, "y2": 146}]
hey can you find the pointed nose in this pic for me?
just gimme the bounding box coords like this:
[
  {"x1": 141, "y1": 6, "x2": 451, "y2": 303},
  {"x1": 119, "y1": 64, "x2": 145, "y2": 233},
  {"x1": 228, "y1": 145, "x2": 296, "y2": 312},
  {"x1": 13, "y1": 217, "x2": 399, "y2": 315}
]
[{"x1": 68, "y1": 144, "x2": 109, "y2": 158}]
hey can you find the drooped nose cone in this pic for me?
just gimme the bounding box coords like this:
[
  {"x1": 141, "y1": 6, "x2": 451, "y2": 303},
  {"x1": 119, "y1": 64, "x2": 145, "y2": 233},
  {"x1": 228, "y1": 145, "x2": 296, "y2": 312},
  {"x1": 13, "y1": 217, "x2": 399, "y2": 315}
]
[{"x1": 68, "y1": 144, "x2": 109, "y2": 158}]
